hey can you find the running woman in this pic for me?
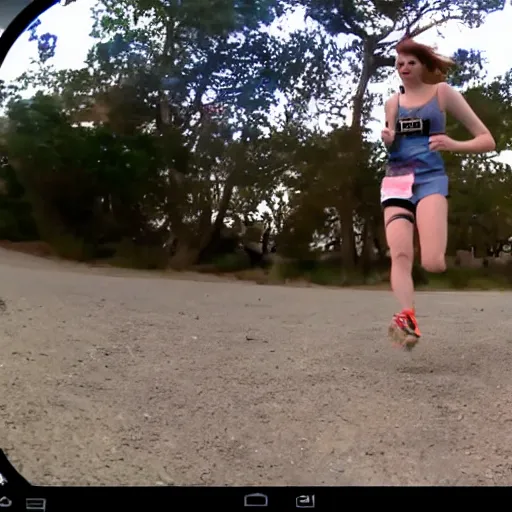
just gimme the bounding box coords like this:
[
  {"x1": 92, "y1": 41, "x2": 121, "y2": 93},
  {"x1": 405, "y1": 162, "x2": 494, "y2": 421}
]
[{"x1": 380, "y1": 37, "x2": 496, "y2": 349}]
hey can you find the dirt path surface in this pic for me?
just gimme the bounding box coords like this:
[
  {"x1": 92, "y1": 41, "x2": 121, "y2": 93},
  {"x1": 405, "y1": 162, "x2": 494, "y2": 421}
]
[{"x1": 1, "y1": 247, "x2": 512, "y2": 486}]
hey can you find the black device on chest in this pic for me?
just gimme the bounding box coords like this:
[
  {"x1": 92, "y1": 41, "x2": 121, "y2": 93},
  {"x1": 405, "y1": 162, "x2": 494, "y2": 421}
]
[
  {"x1": 395, "y1": 116, "x2": 430, "y2": 135},
  {"x1": 384, "y1": 87, "x2": 432, "y2": 136}
]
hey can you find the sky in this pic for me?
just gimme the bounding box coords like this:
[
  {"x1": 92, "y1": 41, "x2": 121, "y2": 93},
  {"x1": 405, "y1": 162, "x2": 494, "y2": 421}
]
[{"x1": 0, "y1": 0, "x2": 511, "y2": 167}]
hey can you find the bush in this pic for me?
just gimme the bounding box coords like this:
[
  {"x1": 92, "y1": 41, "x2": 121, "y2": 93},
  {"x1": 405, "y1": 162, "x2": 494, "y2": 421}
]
[
  {"x1": 269, "y1": 258, "x2": 320, "y2": 281},
  {"x1": 268, "y1": 258, "x2": 385, "y2": 287},
  {"x1": 309, "y1": 266, "x2": 346, "y2": 286},
  {"x1": 412, "y1": 263, "x2": 429, "y2": 286},
  {"x1": 422, "y1": 262, "x2": 512, "y2": 290},
  {"x1": 211, "y1": 251, "x2": 252, "y2": 273},
  {"x1": 50, "y1": 234, "x2": 94, "y2": 261},
  {"x1": 111, "y1": 238, "x2": 169, "y2": 270},
  {"x1": 445, "y1": 267, "x2": 472, "y2": 289},
  {"x1": 487, "y1": 260, "x2": 512, "y2": 285},
  {"x1": 0, "y1": 201, "x2": 39, "y2": 241}
]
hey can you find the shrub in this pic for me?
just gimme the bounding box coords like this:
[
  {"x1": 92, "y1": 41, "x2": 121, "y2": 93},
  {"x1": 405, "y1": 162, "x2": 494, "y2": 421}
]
[{"x1": 211, "y1": 251, "x2": 252, "y2": 273}]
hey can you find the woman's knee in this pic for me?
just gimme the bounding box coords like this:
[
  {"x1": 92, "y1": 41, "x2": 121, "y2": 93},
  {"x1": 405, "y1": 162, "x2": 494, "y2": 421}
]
[
  {"x1": 391, "y1": 249, "x2": 414, "y2": 269},
  {"x1": 421, "y1": 254, "x2": 446, "y2": 273}
]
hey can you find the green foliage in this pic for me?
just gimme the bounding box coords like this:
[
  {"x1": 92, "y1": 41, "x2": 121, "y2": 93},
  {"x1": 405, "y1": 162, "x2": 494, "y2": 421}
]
[
  {"x1": 412, "y1": 263, "x2": 429, "y2": 287},
  {"x1": 211, "y1": 251, "x2": 252, "y2": 272},
  {"x1": 423, "y1": 263, "x2": 512, "y2": 290},
  {"x1": 309, "y1": 266, "x2": 365, "y2": 287},
  {"x1": 3, "y1": 93, "x2": 168, "y2": 253},
  {"x1": 0, "y1": 199, "x2": 38, "y2": 241},
  {"x1": 268, "y1": 257, "x2": 385, "y2": 287},
  {"x1": 0, "y1": 0, "x2": 509, "y2": 289},
  {"x1": 110, "y1": 238, "x2": 170, "y2": 269},
  {"x1": 49, "y1": 234, "x2": 95, "y2": 261},
  {"x1": 0, "y1": 146, "x2": 39, "y2": 241}
]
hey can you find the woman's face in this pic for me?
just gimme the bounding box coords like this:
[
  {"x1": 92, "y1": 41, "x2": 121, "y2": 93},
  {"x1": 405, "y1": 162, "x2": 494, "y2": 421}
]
[{"x1": 396, "y1": 53, "x2": 423, "y2": 83}]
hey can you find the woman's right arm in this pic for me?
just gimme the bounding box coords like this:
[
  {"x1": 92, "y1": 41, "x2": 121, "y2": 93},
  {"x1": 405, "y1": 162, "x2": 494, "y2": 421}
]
[
  {"x1": 384, "y1": 93, "x2": 398, "y2": 129},
  {"x1": 382, "y1": 94, "x2": 398, "y2": 146}
]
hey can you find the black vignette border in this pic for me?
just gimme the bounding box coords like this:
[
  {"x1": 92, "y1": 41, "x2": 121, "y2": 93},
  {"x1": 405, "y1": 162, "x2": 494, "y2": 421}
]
[{"x1": 0, "y1": 0, "x2": 59, "y2": 67}]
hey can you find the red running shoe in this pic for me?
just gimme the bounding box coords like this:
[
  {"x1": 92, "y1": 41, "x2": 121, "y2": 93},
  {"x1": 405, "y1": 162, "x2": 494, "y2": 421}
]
[{"x1": 388, "y1": 309, "x2": 421, "y2": 350}]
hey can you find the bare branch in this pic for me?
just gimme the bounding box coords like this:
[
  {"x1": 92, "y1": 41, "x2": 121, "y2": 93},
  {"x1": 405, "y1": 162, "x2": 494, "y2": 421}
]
[
  {"x1": 377, "y1": 2, "x2": 445, "y2": 45},
  {"x1": 404, "y1": 3, "x2": 444, "y2": 34},
  {"x1": 372, "y1": 55, "x2": 395, "y2": 69},
  {"x1": 339, "y1": 0, "x2": 367, "y2": 39},
  {"x1": 379, "y1": 13, "x2": 464, "y2": 49},
  {"x1": 409, "y1": 15, "x2": 463, "y2": 38}
]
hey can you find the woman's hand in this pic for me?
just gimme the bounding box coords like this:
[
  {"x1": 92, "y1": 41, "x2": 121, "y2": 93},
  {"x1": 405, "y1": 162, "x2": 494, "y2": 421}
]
[
  {"x1": 381, "y1": 127, "x2": 395, "y2": 147},
  {"x1": 429, "y1": 134, "x2": 460, "y2": 152}
]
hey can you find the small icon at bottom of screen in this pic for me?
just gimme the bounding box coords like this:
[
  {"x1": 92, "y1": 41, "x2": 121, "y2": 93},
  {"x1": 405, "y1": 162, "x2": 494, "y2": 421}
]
[
  {"x1": 26, "y1": 498, "x2": 46, "y2": 511},
  {"x1": 296, "y1": 494, "x2": 315, "y2": 508},
  {"x1": 244, "y1": 493, "x2": 268, "y2": 507},
  {"x1": 0, "y1": 496, "x2": 12, "y2": 508}
]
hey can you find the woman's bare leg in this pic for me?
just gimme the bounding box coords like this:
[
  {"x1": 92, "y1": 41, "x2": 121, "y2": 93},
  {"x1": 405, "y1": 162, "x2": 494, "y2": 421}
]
[
  {"x1": 384, "y1": 206, "x2": 415, "y2": 310},
  {"x1": 384, "y1": 205, "x2": 421, "y2": 348},
  {"x1": 416, "y1": 194, "x2": 448, "y2": 273}
]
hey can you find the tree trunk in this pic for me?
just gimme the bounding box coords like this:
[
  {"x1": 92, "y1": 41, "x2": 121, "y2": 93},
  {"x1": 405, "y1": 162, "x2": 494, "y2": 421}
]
[
  {"x1": 339, "y1": 202, "x2": 356, "y2": 271},
  {"x1": 359, "y1": 217, "x2": 373, "y2": 273},
  {"x1": 199, "y1": 171, "x2": 236, "y2": 256},
  {"x1": 341, "y1": 38, "x2": 376, "y2": 270},
  {"x1": 373, "y1": 218, "x2": 388, "y2": 261},
  {"x1": 350, "y1": 39, "x2": 374, "y2": 130},
  {"x1": 169, "y1": 241, "x2": 200, "y2": 270}
]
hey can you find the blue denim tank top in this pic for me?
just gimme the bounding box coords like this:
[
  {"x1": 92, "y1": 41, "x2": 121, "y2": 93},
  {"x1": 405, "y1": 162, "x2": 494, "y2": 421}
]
[{"x1": 387, "y1": 91, "x2": 446, "y2": 177}]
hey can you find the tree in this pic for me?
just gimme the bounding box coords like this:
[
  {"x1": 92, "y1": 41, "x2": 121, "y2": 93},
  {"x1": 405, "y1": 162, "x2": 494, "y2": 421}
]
[
  {"x1": 292, "y1": 0, "x2": 506, "y2": 269},
  {"x1": 5, "y1": 0, "x2": 332, "y2": 267},
  {"x1": 1, "y1": 0, "x2": 511, "y2": 278},
  {"x1": 444, "y1": 69, "x2": 512, "y2": 256}
]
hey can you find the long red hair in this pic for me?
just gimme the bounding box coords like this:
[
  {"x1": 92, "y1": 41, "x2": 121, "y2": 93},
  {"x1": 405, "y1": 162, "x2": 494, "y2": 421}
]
[{"x1": 395, "y1": 37, "x2": 455, "y2": 84}]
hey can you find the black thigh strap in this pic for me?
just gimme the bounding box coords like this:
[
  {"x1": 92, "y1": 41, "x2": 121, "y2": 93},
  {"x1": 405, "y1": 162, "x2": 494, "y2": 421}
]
[{"x1": 385, "y1": 213, "x2": 415, "y2": 229}]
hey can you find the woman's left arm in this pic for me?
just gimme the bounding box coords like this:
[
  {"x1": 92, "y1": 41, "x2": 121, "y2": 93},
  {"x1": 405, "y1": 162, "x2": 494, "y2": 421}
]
[{"x1": 437, "y1": 82, "x2": 496, "y2": 153}]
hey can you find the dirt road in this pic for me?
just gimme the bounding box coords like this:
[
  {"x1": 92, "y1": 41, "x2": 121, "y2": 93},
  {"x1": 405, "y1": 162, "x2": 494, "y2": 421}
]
[{"x1": 1, "y1": 247, "x2": 512, "y2": 486}]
